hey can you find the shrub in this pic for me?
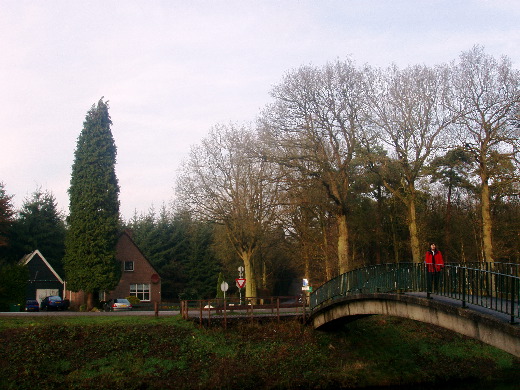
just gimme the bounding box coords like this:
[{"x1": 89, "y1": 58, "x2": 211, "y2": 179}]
[
  {"x1": 126, "y1": 296, "x2": 140, "y2": 305},
  {"x1": 0, "y1": 264, "x2": 28, "y2": 309}
]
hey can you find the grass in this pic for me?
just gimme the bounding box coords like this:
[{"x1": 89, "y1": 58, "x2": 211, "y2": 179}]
[
  {"x1": 0, "y1": 314, "x2": 518, "y2": 389},
  {"x1": 0, "y1": 314, "x2": 179, "y2": 329}
]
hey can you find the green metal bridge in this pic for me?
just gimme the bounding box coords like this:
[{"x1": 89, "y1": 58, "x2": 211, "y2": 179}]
[{"x1": 308, "y1": 263, "x2": 520, "y2": 357}]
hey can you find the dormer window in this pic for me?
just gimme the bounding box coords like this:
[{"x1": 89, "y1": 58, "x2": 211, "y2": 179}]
[{"x1": 124, "y1": 261, "x2": 134, "y2": 271}]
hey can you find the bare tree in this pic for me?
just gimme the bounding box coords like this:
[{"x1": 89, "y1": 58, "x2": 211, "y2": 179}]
[
  {"x1": 260, "y1": 59, "x2": 366, "y2": 274},
  {"x1": 449, "y1": 46, "x2": 520, "y2": 262},
  {"x1": 176, "y1": 124, "x2": 282, "y2": 298},
  {"x1": 364, "y1": 63, "x2": 454, "y2": 263}
]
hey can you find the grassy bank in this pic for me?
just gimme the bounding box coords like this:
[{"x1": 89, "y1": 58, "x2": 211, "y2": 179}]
[{"x1": 0, "y1": 315, "x2": 518, "y2": 389}]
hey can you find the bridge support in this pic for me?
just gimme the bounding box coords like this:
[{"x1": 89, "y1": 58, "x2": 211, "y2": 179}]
[{"x1": 310, "y1": 293, "x2": 520, "y2": 357}]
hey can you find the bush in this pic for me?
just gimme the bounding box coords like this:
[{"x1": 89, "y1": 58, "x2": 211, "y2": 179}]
[
  {"x1": 126, "y1": 296, "x2": 140, "y2": 305},
  {"x1": 0, "y1": 264, "x2": 28, "y2": 309}
]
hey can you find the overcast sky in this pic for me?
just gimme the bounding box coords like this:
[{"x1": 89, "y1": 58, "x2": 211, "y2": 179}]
[{"x1": 1, "y1": 1, "x2": 519, "y2": 220}]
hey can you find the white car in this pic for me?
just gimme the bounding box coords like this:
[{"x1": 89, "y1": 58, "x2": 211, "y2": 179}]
[{"x1": 104, "y1": 298, "x2": 133, "y2": 311}]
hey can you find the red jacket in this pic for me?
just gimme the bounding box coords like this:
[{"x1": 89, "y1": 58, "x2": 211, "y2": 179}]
[{"x1": 424, "y1": 250, "x2": 444, "y2": 272}]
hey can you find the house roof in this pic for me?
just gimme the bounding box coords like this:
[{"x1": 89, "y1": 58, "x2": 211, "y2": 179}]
[
  {"x1": 119, "y1": 229, "x2": 161, "y2": 277},
  {"x1": 19, "y1": 249, "x2": 64, "y2": 284}
]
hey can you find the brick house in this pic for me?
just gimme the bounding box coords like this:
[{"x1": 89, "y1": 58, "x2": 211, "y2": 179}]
[
  {"x1": 107, "y1": 230, "x2": 161, "y2": 303},
  {"x1": 65, "y1": 230, "x2": 161, "y2": 308}
]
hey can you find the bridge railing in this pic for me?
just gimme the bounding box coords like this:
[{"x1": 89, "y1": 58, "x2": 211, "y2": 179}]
[
  {"x1": 449, "y1": 262, "x2": 519, "y2": 277},
  {"x1": 310, "y1": 262, "x2": 519, "y2": 324}
]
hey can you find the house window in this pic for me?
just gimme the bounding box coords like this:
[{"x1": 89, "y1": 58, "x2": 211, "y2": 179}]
[
  {"x1": 130, "y1": 283, "x2": 150, "y2": 301},
  {"x1": 124, "y1": 261, "x2": 134, "y2": 271}
]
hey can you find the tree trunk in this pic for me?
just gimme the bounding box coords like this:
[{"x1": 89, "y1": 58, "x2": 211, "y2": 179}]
[
  {"x1": 390, "y1": 211, "x2": 400, "y2": 263},
  {"x1": 444, "y1": 182, "x2": 453, "y2": 262},
  {"x1": 407, "y1": 197, "x2": 421, "y2": 263},
  {"x1": 240, "y1": 250, "x2": 257, "y2": 299},
  {"x1": 262, "y1": 260, "x2": 267, "y2": 290},
  {"x1": 320, "y1": 220, "x2": 332, "y2": 280},
  {"x1": 480, "y1": 179, "x2": 493, "y2": 262},
  {"x1": 87, "y1": 292, "x2": 94, "y2": 311},
  {"x1": 337, "y1": 214, "x2": 350, "y2": 274},
  {"x1": 303, "y1": 243, "x2": 310, "y2": 282},
  {"x1": 374, "y1": 185, "x2": 383, "y2": 265}
]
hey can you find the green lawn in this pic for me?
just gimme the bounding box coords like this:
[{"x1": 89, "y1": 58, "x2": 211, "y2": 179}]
[{"x1": 0, "y1": 314, "x2": 518, "y2": 389}]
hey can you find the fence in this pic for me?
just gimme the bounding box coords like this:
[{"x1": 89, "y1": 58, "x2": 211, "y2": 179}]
[{"x1": 180, "y1": 296, "x2": 306, "y2": 328}]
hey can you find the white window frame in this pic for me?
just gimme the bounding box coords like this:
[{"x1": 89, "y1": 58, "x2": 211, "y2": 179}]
[{"x1": 130, "y1": 283, "x2": 150, "y2": 301}]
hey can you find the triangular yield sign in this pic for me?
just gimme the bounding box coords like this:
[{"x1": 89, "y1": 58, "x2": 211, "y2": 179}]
[{"x1": 236, "y1": 278, "x2": 246, "y2": 289}]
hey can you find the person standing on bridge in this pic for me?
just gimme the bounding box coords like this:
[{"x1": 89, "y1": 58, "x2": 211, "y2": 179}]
[{"x1": 424, "y1": 243, "x2": 444, "y2": 295}]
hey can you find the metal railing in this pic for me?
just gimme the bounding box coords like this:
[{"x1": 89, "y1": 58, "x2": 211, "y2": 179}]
[
  {"x1": 310, "y1": 262, "x2": 519, "y2": 324},
  {"x1": 180, "y1": 296, "x2": 306, "y2": 328}
]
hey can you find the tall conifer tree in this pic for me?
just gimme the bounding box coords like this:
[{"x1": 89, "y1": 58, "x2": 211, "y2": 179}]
[{"x1": 64, "y1": 98, "x2": 120, "y2": 309}]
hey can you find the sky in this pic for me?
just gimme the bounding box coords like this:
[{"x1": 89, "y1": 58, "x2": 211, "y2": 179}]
[{"x1": 1, "y1": 1, "x2": 519, "y2": 221}]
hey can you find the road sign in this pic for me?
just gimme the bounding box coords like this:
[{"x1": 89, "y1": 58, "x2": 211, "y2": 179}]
[
  {"x1": 221, "y1": 281, "x2": 229, "y2": 292},
  {"x1": 236, "y1": 278, "x2": 246, "y2": 289}
]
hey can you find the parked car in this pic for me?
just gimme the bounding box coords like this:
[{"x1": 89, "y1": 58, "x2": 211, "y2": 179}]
[
  {"x1": 104, "y1": 298, "x2": 133, "y2": 312},
  {"x1": 40, "y1": 296, "x2": 68, "y2": 311},
  {"x1": 25, "y1": 299, "x2": 40, "y2": 312}
]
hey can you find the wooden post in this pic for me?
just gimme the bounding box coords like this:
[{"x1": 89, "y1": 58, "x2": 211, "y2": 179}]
[
  {"x1": 199, "y1": 300, "x2": 203, "y2": 327},
  {"x1": 223, "y1": 298, "x2": 227, "y2": 329},
  {"x1": 302, "y1": 295, "x2": 306, "y2": 323},
  {"x1": 154, "y1": 301, "x2": 159, "y2": 317},
  {"x1": 208, "y1": 300, "x2": 211, "y2": 327}
]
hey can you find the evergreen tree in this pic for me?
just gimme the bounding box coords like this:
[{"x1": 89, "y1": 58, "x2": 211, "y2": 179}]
[
  {"x1": 0, "y1": 263, "x2": 28, "y2": 311},
  {"x1": 127, "y1": 207, "x2": 222, "y2": 300},
  {"x1": 216, "y1": 272, "x2": 224, "y2": 299},
  {"x1": 64, "y1": 98, "x2": 121, "y2": 309},
  {"x1": 182, "y1": 217, "x2": 221, "y2": 299},
  {"x1": 11, "y1": 188, "x2": 66, "y2": 274},
  {"x1": 0, "y1": 182, "x2": 15, "y2": 265}
]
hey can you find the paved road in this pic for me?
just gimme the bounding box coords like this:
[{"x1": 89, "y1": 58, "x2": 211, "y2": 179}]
[
  {"x1": 0, "y1": 310, "x2": 180, "y2": 316},
  {"x1": 3, "y1": 294, "x2": 514, "y2": 325}
]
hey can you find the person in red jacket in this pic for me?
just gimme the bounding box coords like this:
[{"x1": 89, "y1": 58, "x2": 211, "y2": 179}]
[{"x1": 424, "y1": 243, "x2": 444, "y2": 295}]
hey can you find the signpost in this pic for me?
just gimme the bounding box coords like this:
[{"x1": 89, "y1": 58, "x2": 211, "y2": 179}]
[
  {"x1": 237, "y1": 266, "x2": 245, "y2": 304},
  {"x1": 220, "y1": 281, "x2": 229, "y2": 299},
  {"x1": 302, "y1": 278, "x2": 311, "y2": 305}
]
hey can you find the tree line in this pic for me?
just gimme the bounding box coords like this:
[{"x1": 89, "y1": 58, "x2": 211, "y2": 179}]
[
  {"x1": 1, "y1": 46, "x2": 519, "y2": 303},
  {"x1": 175, "y1": 46, "x2": 519, "y2": 298}
]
